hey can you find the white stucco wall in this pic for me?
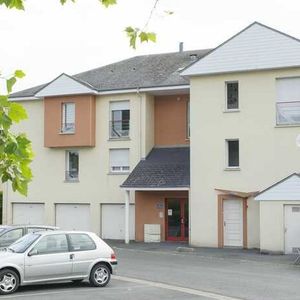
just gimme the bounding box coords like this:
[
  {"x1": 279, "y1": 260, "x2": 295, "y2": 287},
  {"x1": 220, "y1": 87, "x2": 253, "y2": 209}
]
[
  {"x1": 190, "y1": 68, "x2": 300, "y2": 248},
  {"x1": 4, "y1": 92, "x2": 148, "y2": 235},
  {"x1": 259, "y1": 200, "x2": 300, "y2": 253}
]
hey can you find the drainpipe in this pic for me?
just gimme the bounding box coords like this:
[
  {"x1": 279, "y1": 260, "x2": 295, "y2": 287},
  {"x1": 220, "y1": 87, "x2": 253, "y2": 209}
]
[
  {"x1": 136, "y1": 87, "x2": 143, "y2": 160},
  {"x1": 125, "y1": 190, "x2": 130, "y2": 244}
]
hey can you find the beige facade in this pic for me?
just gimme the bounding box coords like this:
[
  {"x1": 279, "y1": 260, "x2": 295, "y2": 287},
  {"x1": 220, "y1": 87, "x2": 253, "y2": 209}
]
[
  {"x1": 4, "y1": 92, "x2": 154, "y2": 235},
  {"x1": 190, "y1": 68, "x2": 300, "y2": 248}
]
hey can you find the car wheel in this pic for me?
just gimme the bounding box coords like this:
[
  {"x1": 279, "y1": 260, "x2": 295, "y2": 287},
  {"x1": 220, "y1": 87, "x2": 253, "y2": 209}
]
[
  {"x1": 89, "y1": 263, "x2": 111, "y2": 287},
  {"x1": 0, "y1": 269, "x2": 19, "y2": 295},
  {"x1": 72, "y1": 279, "x2": 83, "y2": 284}
]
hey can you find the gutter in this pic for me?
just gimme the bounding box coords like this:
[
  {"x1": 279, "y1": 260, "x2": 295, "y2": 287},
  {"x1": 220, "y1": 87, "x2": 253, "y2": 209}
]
[{"x1": 9, "y1": 85, "x2": 190, "y2": 101}]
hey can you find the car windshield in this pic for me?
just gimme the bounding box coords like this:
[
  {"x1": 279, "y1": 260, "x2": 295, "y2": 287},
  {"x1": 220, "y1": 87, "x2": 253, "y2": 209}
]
[
  {"x1": 8, "y1": 233, "x2": 40, "y2": 253},
  {"x1": 0, "y1": 228, "x2": 8, "y2": 235}
]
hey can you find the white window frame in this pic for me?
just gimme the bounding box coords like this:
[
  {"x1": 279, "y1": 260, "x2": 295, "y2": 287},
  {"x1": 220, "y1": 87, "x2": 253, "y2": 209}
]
[
  {"x1": 276, "y1": 77, "x2": 300, "y2": 126},
  {"x1": 225, "y1": 139, "x2": 240, "y2": 169},
  {"x1": 109, "y1": 148, "x2": 130, "y2": 173},
  {"x1": 109, "y1": 100, "x2": 130, "y2": 139},
  {"x1": 225, "y1": 81, "x2": 239, "y2": 111},
  {"x1": 65, "y1": 150, "x2": 79, "y2": 181},
  {"x1": 61, "y1": 102, "x2": 75, "y2": 134}
]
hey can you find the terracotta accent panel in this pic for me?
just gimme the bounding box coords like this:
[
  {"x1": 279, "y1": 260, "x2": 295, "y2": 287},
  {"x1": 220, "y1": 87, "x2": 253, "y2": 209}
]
[
  {"x1": 217, "y1": 195, "x2": 248, "y2": 248},
  {"x1": 135, "y1": 191, "x2": 188, "y2": 242},
  {"x1": 154, "y1": 95, "x2": 189, "y2": 146},
  {"x1": 44, "y1": 95, "x2": 96, "y2": 147}
]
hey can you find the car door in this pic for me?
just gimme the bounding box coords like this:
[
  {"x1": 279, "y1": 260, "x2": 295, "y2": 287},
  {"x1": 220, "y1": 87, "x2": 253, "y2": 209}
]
[
  {"x1": 24, "y1": 234, "x2": 72, "y2": 282},
  {"x1": 68, "y1": 233, "x2": 98, "y2": 277}
]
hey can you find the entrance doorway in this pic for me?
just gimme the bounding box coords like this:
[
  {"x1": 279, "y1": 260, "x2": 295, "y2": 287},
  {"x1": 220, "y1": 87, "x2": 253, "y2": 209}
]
[{"x1": 166, "y1": 199, "x2": 188, "y2": 241}]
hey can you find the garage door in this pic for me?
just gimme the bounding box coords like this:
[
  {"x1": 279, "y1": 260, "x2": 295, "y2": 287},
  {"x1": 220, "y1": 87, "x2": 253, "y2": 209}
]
[
  {"x1": 285, "y1": 205, "x2": 300, "y2": 254},
  {"x1": 101, "y1": 204, "x2": 135, "y2": 240},
  {"x1": 13, "y1": 203, "x2": 45, "y2": 225},
  {"x1": 56, "y1": 204, "x2": 91, "y2": 231}
]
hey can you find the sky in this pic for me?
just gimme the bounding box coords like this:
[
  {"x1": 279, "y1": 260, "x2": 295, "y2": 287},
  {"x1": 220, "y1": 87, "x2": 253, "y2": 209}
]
[{"x1": 1, "y1": 0, "x2": 300, "y2": 92}]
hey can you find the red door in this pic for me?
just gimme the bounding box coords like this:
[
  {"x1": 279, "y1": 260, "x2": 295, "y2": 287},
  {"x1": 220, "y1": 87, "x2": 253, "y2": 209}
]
[{"x1": 166, "y1": 199, "x2": 188, "y2": 241}]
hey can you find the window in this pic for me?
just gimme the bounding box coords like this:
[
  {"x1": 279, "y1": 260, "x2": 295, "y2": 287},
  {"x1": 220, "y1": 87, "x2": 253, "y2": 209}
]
[
  {"x1": 110, "y1": 101, "x2": 130, "y2": 138},
  {"x1": 226, "y1": 140, "x2": 239, "y2": 168},
  {"x1": 226, "y1": 82, "x2": 239, "y2": 110},
  {"x1": 68, "y1": 234, "x2": 96, "y2": 251},
  {"x1": 66, "y1": 150, "x2": 79, "y2": 181},
  {"x1": 61, "y1": 103, "x2": 75, "y2": 133},
  {"x1": 0, "y1": 229, "x2": 23, "y2": 247},
  {"x1": 9, "y1": 233, "x2": 40, "y2": 253},
  {"x1": 186, "y1": 100, "x2": 190, "y2": 138},
  {"x1": 276, "y1": 77, "x2": 300, "y2": 125},
  {"x1": 109, "y1": 149, "x2": 130, "y2": 173},
  {"x1": 32, "y1": 234, "x2": 68, "y2": 255}
]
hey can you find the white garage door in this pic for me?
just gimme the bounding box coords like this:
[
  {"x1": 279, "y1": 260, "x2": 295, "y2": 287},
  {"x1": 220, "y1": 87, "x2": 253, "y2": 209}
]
[
  {"x1": 101, "y1": 204, "x2": 135, "y2": 240},
  {"x1": 56, "y1": 204, "x2": 91, "y2": 231},
  {"x1": 285, "y1": 205, "x2": 300, "y2": 254},
  {"x1": 13, "y1": 203, "x2": 45, "y2": 225}
]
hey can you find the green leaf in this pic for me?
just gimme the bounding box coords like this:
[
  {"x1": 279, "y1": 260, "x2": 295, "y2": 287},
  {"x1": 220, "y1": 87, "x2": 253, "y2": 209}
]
[
  {"x1": 60, "y1": 0, "x2": 75, "y2": 4},
  {"x1": 125, "y1": 27, "x2": 138, "y2": 49},
  {"x1": 6, "y1": 77, "x2": 17, "y2": 94},
  {"x1": 139, "y1": 32, "x2": 149, "y2": 42},
  {"x1": 14, "y1": 70, "x2": 25, "y2": 79},
  {"x1": 0, "y1": 95, "x2": 10, "y2": 107},
  {"x1": 147, "y1": 32, "x2": 156, "y2": 42},
  {"x1": 139, "y1": 32, "x2": 156, "y2": 44},
  {"x1": 3, "y1": 0, "x2": 24, "y2": 10},
  {"x1": 100, "y1": 0, "x2": 117, "y2": 7},
  {"x1": 8, "y1": 103, "x2": 28, "y2": 123}
]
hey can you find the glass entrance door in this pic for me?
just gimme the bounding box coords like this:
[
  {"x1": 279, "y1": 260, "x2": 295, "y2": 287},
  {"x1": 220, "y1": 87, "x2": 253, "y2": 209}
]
[{"x1": 166, "y1": 199, "x2": 188, "y2": 241}]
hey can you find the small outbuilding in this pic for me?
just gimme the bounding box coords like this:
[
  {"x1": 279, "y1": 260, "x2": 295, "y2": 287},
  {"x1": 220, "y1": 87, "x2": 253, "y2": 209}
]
[{"x1": 255, "y1": 173, "x2": 300, "y2": 254}]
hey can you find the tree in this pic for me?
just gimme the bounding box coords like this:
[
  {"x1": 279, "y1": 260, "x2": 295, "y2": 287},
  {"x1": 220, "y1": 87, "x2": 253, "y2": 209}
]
[
  {"x1": 0, "y1": 71, "x2": 33, "y2": 196},
  {"x1": 0, "y1": 0, "x2": 161, "y2": 195}
]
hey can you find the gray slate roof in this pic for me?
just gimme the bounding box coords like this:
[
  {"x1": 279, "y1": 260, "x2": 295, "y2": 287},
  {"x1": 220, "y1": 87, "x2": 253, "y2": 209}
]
[
  {"x1": 10, "y1": 49, "x2": 211, "y2": 98},
  {"x1": 121, "y1": 147, "x2": 190, "y2": 189}
]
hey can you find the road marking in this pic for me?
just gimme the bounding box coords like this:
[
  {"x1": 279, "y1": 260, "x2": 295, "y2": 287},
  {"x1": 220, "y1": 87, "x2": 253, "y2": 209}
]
[
  {"x1": 114, "y1": 275, "x2": 243, "y2": 300},
  {"x1": 0, "y1": 284, "x2": 145, "y2": 299}
]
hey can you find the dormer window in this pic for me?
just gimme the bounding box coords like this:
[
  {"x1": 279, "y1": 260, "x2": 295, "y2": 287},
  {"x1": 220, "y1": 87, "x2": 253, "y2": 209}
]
[{"x1": 61, "y1": 103, "x2": 75, "y2": 133}]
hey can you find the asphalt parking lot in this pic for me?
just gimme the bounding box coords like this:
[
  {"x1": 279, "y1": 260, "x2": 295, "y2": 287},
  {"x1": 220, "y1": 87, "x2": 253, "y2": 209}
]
[
  {"x1": 3, "y1": 242, "x2": 300, "y2": 300},
  {"x1": 0, "y1": 278, "x2": 220, "y2": 300}
]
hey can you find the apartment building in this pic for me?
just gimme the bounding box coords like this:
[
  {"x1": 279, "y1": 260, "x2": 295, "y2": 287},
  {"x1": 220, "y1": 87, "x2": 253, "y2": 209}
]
[
  {"x1": 182, "y1": 22, "x2": 300, "y2": 253},
  {"x1": 5, "y1": 22, "x2": 300, "y2": 254},
  {"x1": 5, "y1": 49, "x2": 210, "y2": 243}
]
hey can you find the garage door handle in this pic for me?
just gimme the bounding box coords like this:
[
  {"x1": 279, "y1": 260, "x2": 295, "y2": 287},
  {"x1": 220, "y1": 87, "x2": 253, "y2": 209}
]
[{"x1": 70, "y1": 254, "x2": 75, "y2": 260}]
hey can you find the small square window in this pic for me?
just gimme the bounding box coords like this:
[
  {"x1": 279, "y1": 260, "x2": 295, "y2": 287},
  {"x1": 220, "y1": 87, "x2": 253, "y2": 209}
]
[
  {"x1": 226, "y1": 82, "x2": 239, "y2": 110},
  {"x1": 66, "y1": 150, "x2": 79, "y2": 181},
  {"x1": 226, "y1": 140, "x2": 239, "y2": 168}
]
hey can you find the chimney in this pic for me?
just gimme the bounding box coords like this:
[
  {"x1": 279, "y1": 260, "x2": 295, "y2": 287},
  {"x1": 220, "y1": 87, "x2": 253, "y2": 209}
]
[{"x1": 179, "y1": 42, "x2": 184, "y2": 53}]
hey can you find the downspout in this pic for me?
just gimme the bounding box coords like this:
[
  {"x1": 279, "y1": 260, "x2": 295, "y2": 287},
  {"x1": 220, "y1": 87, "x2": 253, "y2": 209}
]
[{"x1": 136, "y1": 87, "x2": 143, "y2": 160}]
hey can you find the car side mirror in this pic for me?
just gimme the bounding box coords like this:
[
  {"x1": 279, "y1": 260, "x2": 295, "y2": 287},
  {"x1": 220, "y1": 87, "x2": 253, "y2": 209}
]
[{"x1": 28, "y1": 249, "x2": 38, "y2": 256}]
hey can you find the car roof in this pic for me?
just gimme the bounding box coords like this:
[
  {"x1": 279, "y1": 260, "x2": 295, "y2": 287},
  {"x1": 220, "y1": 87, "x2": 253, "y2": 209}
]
[
  {"x1": 0, "y1": 225, "x2": 58, "y2": 230},
  {"x1": 35, "y1": 230, "x2": 94, "y2": 236}
]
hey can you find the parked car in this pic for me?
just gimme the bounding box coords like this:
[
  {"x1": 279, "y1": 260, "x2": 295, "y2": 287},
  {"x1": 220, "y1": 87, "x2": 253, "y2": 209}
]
[
  {"x1": 0, "y1": 230, "x2": 117, "y2": 294},
  {"x1": 0, "y1": 225, "x2": 58, "y2": 249}
]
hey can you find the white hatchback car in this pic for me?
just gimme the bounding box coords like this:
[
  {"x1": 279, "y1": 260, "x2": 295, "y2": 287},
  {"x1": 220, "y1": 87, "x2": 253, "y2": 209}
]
[{"x1": 0, "y1": 231, "x2": 117, "y2": 295}]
